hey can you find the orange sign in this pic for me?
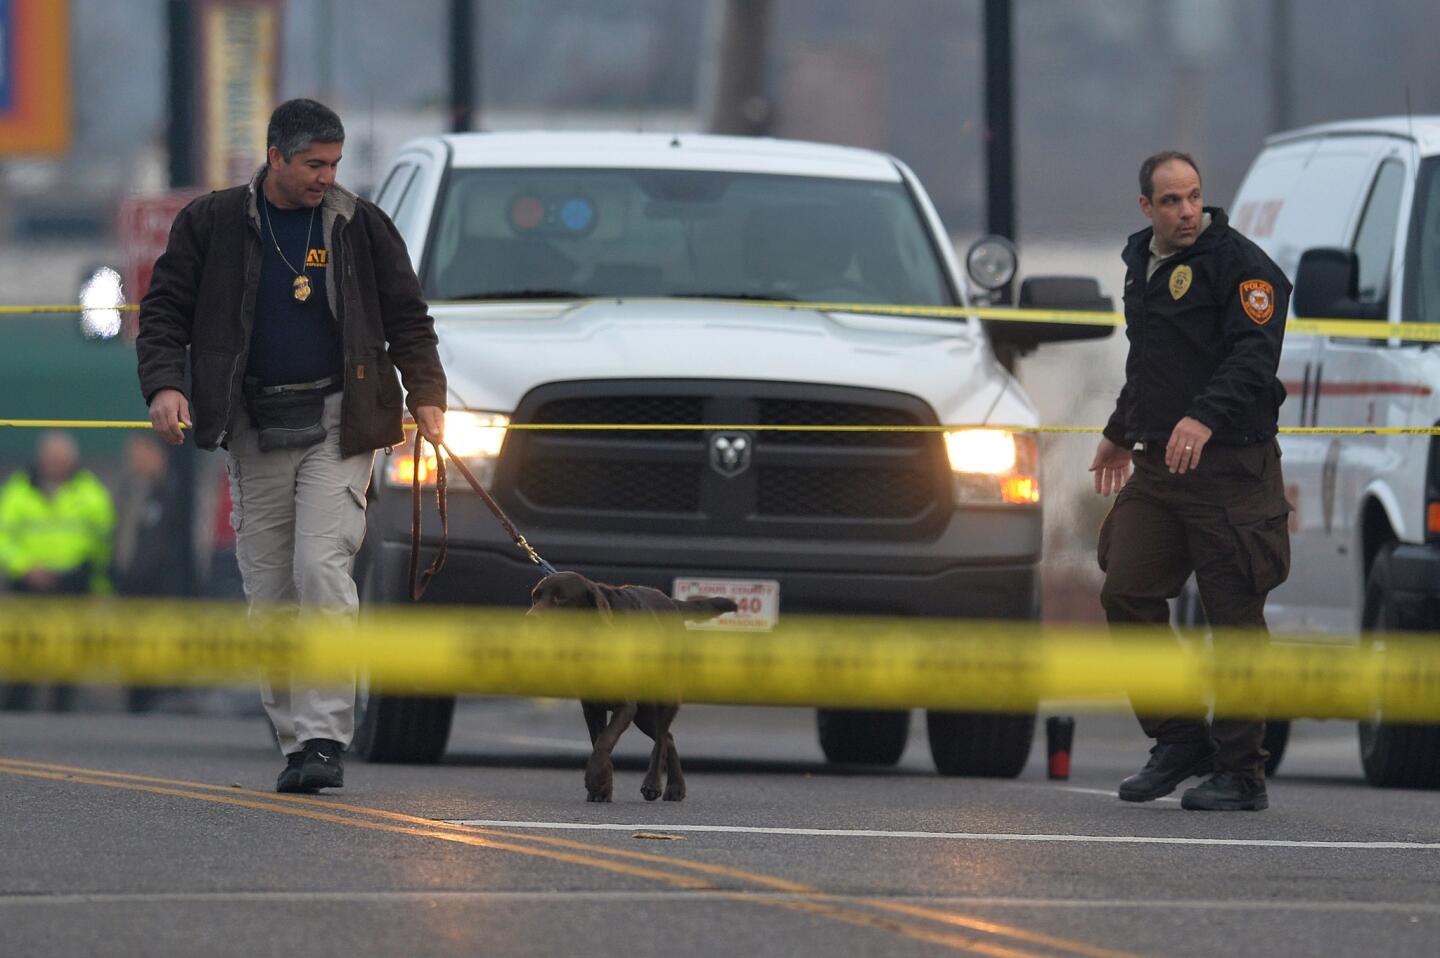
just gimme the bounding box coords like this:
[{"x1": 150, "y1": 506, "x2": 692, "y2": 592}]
[{"x1": 0, "y1": 0, "x2": 72, "y2": 155}]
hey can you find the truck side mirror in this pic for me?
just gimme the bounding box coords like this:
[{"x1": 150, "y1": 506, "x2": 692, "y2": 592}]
[
  {"x1": 984, "y1": 275, "x2": 1115, "y2": 363},
  {"x1": 1294, "y1": 247, "x2": 1384, "y2": 320}
]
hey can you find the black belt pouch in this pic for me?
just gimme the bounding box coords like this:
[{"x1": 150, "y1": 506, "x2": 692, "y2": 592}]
[{"x1": 243, "y1": 377, "x2": 333, "y2": 453}]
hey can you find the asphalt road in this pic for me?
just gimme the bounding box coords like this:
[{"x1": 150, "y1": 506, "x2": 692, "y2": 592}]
[{"x1": 1, "y1": 697, "x2": 1436, "y2": 957}]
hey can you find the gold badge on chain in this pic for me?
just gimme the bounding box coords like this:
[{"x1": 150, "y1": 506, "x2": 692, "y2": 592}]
[
  {"x1": 293, "y1": 275, "x2": 313, "y2": 302},
  {"x1": 1169, "y1": 264, "x2": 1192, "y2": 301}
]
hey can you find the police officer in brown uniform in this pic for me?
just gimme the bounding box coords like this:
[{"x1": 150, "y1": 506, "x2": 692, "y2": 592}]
[{"x1": 1090, "y1": 151, "x2": 1292, "y2": 812}]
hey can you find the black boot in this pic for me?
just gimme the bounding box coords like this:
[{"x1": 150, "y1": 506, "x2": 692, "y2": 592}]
[
  {"x1": 275, "y1": 752, "x2": 307, "y2": 793},
  {"x1": 1118, "y1": 741, "x2": 1216, "y2": 802},
  {"x1": 1181, "y1": 771, "x2": 1268, "y2": 811}
]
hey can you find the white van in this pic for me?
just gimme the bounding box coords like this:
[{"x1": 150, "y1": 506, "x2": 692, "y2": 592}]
[
  {"x1": 354, "y1": 132, "x2": 1112, "y2": 771},
  {"x1": 1226, "y1": 117, "x2": 1440, "y2": 788}
]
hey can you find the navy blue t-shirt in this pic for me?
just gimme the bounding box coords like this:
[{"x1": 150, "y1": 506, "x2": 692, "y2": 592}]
[{"x1": 246, "y1": 196, "x2": 343, "y2": 387}]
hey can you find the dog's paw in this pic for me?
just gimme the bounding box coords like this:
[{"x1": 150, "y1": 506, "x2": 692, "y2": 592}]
[
  {"x1": 586, "y1": 790, "x2": 612, "y2": 803},
  {"x1": 662, "y1": 782, "x2": 686, "y2": 802},
  {"x1": 640, "y1": 784, "x2": 662, "y2": 801}
]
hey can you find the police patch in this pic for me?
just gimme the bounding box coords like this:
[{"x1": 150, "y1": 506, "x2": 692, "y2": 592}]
[
  {"x1": 1240, "y1": 279, "x2": 1275, "y2": 324},
  {"x1": 1169, "y1": 264, "x2": 1192, "y2": 301}
]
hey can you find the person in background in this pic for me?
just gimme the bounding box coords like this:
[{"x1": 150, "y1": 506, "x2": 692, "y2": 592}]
[
  {"x1": 0, "y1": 431, "x2": 116, "y2": 711},
  {"x1": 111, "y1": 432, "x2": 189, "y2": 712}
]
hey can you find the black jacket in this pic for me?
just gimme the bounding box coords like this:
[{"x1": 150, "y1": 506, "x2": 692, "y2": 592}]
[
  {"x1": 136, "y1": 168, "x2": 446, "y2": 457},
  {"x1": 1104, "y1": 207, "x2": 1290, "y2": 448}
]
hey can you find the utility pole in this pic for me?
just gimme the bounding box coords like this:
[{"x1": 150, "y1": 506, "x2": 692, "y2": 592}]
[
  {"x1": 983, "y1": 0, "x2": 1015, "y2": 247},
  {"x1": 165, "y1": 0, "x2": 198, "y2": 598},
  {"x1": 706, "y1": 0, "x2": 772, "y2": 136},
  {"x1": 166, "y1": 0, "x2": 197, "y2": 188},
  {"x1": 450, "y1": 0, "x2": 478, "y2": 132},
  {"x1": 1270, "y1": 0, "x2": 1292, "y2": 132}
]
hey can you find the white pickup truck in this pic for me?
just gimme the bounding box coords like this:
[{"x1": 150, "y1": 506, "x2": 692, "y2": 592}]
[{"x1": 352, "y1": 132, "x2": 1110, "y2": 771}]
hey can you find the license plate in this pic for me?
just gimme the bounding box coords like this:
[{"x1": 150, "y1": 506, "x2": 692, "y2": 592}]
[{"x1": 672, "y1": 578, "x2": 780, "y2": 632}]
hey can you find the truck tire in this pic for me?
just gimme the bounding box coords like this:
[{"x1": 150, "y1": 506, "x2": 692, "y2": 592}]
[
  {"x1": 351, "y1": 691, "x2": 456, "y2": 764},
  {"x1": 352, "y1": 534, "x2": 457, "y2": 765},
  {"x1": 1358, "y1": 543, "x2": 1440, "y2": 788},
  {"x1": 926, "y1": 710, "x2": 1035, "y2": 777},
  {"x1": 1263, "y1": 720, "x2": 1290, "y2": 777},
  {"x1": 816, "y1": 709, "x2": 910, "y2": 766}
]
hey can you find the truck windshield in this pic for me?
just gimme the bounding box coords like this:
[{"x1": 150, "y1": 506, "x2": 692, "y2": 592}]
[
  {"x1": 423, "y1": 169, "x2": 954, "y2": 307},
  {"x1": 1405, "y1": 157, "x2": 1440, "y2": 329}
]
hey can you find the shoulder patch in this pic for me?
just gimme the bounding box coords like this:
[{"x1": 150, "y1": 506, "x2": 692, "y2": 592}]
[{"x1": 1240, "y1": 279, "x2": 1275, "y2": 324}]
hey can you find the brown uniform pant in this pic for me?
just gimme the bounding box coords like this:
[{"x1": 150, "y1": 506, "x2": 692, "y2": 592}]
[{"x1": 1098, "y1": 440, "x2": 1291, "y2": 778}]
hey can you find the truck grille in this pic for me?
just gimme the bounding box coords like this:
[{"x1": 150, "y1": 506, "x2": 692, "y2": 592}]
[{"x1": 495, "y1": 380, "x2": 950, "y2": 540}]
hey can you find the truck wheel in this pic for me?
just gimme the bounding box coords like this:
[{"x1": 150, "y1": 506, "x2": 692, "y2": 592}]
[
  {"x1": 351, "y1": 688, "x2": 456, "y2": 764},
  {"x1": 1263, "y1": 720, "x2": 1290, "y2": 777},
  {"x1": 816, "y1": 709, "x2": 910, "y2": 766},
  {"x1": 1358, "y1": 543, "x2": 1440, "y2": 788},
  {"x1": 926, "y1": 710, "x2": 1035, "y2": 777}
]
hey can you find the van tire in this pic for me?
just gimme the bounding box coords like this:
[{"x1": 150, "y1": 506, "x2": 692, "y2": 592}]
[
  {"x1": 926, "y1": 710, "x2": 1035, "y2": 777},
  {"x1": 351, "y1": 693, "x2": 456, "y2": 764},
  {"x1": 1358, "y1": 543, "x2": 1440, "y2": 788},
  {"x1": 816, "y1": 709, "x2": 910, "y2": 766}
]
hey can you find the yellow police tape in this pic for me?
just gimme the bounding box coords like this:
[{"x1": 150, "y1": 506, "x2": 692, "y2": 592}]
[
  {"x1": 0, "y1": 597, "x2": 1436, "y2": 721},
  {"x1": 2, "y1": 420, "x2": 1438, "y2": 437},
  {"x1": 10, "y1": 297, "x2": 1440, "y2": 344}
]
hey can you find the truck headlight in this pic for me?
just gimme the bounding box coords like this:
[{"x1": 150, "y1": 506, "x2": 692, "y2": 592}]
[
  {"x1": 944, "y1": 429, "x2": 1039, "y2": 505},
  {"x1": 386, "y1": 411, "x2": 510, "y2": 487}
]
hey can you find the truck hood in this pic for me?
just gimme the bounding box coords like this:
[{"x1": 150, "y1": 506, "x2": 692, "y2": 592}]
[{"x1": 431, "y1": 299, "x2": 1036, "y2": 426}]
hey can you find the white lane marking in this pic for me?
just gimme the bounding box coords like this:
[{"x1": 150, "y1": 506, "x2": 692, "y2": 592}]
[
  {"x1": 479, "y1": 734, "x2": 591, "y2": 753},
  {"x1": 1060, "y1": 786, "x2": 1180, "y2": 803},
  {"x1": 3, "y1": 891, "x2": 1435, "y2": 914},
  {"x1": 445, "y1": 819, "x2": 1440, "y2": 850}
]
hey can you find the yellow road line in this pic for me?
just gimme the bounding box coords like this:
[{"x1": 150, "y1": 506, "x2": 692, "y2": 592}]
[{"x1": 0, "y1": 757, "x2": 1143, "y2": 958}]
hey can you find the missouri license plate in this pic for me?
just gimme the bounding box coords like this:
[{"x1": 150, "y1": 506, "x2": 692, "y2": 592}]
[{"x1": 672, "y1": 578, "x2": 780, "y2": 631}]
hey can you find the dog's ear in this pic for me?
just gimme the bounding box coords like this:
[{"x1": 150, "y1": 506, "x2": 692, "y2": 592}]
[{"x1": 588, "y1": 580, "x2": 614, "y2": 619}]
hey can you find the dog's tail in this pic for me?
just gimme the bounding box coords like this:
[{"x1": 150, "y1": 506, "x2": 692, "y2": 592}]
[{"x1": 677, "y1": 596, "x2": 738, "y2": 623}]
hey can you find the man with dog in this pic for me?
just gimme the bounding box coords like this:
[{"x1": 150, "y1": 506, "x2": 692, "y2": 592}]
[
  {"x1": 137, "y1": 98, "x2": 447, "y2": 793},
  {"x1": 1089, "y1": 150, "x2": 1292, "y2": 812}
]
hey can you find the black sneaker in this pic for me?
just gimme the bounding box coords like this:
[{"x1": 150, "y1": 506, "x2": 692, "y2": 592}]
[
  {"x1": 297, "y1": 738, "x2": 345, "y2": 791},
  {"x1": 1118, "y1": 741, "x2": 1216, "y2": 802},
  {"x1": 275, "y1": 752, "x2": 308, "y2": 793},
  {"x1": 1181, "y1": 771, "x2": 1268, "y2": 811}
]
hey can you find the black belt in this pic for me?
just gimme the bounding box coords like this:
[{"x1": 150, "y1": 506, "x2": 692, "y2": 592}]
[{"x1": 252, "y1": 374, "x2": 340, "y2": 397}]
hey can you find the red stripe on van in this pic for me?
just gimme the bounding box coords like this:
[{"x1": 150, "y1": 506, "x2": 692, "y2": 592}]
[{"x1": 1280, "y1": 381, "x2": 1433, "y2": 398}]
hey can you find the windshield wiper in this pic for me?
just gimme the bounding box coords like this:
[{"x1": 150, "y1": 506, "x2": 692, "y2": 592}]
[{"x1": 444, "y1": 289, "x2": 588, "y2": 301}]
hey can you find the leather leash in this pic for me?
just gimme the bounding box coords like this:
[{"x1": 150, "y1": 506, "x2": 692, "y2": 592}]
[{"x1": 408, "y1": 426, "x2": 557, "y2": 601}]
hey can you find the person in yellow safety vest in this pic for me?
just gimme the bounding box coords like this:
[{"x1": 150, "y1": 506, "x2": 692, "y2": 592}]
[
  {"x1": 0, "y1": 432, "x2": 115, "y2": 711},
  {"x1": 0, "y1": 431, "x2": 115, "y2": 596}
]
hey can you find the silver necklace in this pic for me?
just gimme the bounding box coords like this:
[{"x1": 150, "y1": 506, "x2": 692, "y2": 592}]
[{"x1": 262, "y1": 194, "x2": 317, "y2": 302}]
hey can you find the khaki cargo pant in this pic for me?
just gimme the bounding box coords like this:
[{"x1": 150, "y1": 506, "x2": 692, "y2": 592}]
[
  {"x1": 227, "y1": 391, "x2": 374, "y2": 756},
  {"x1": 1098, "y1": 440, "x2": 1292, "y2": 778}
]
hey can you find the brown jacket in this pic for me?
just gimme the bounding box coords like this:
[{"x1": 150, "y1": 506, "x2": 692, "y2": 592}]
[{"x1": 136, "y1": 168, "x2": 446, "y2": 457}]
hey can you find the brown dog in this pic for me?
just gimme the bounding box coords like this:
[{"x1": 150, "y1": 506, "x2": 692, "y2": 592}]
[{"x1": 529, "y1": 571, "x2": 737, "y2": 803}]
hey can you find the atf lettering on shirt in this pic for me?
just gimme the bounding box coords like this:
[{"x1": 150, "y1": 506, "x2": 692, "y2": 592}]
[{"x1": 306, "y1": 249, "x2": 329, "y2": 268}]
